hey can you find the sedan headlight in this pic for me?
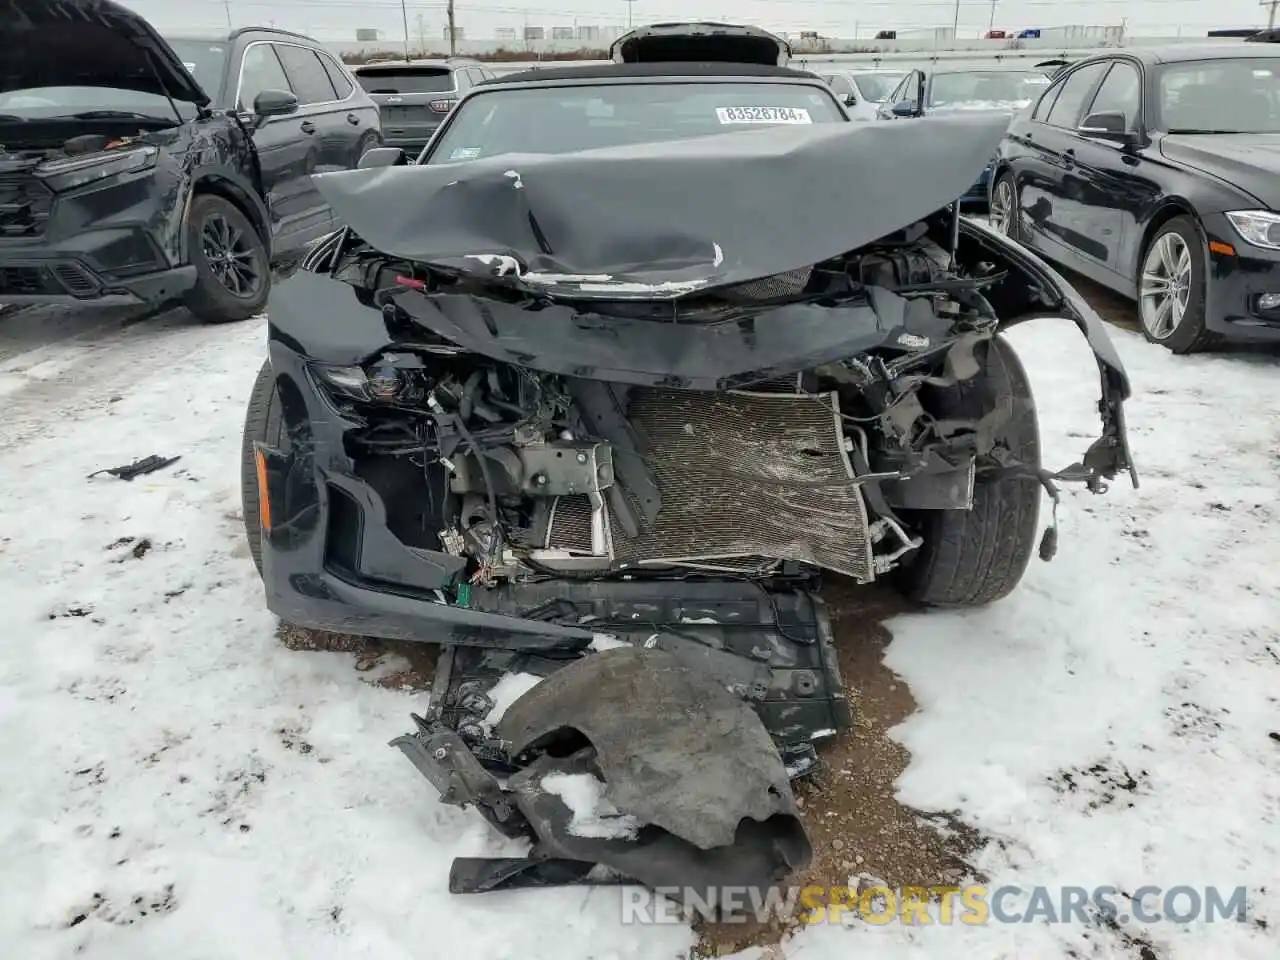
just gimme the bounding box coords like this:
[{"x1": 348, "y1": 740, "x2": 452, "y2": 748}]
[
  {"x1": 38, "y1": 146, "x2": 158, "y2": 191},
  {"x1": 1225, "y1": 210, "x2": 1280, "y2": 250}
]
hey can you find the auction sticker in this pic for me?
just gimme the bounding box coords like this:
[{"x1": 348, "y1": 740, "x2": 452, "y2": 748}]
[{"x1": 716, "y1": 106, "x2": 813, "y2": 124}]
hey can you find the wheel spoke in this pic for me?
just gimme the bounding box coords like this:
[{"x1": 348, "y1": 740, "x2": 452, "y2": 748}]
[
  {"x1": 1152, "y1": 296, "x2": 1174, "y2": 337},
  {"x1": 1158, "y1": 235, "x2": 1178, "y2": 274},
  {"x1": 1141, "y1": 272, "x2": 1170, "y2": 294}
]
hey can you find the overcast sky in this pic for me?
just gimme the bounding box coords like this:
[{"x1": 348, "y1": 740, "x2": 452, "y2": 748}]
[{"x1": 120, "y1": 0, "x2": 1275, "y2": 44}]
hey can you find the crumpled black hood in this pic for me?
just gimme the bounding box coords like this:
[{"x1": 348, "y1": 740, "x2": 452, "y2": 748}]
[
  {"x1": 1, "y1": 0, "x2": 209, "y2": 105},
  {"x1": 312, "y1": 112, "x2": 1011, "y2": 297}
]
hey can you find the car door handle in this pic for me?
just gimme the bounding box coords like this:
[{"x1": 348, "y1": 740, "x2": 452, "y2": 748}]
[
  {"x1": 1062, "y1": 147, "x2": 1075, "y2": 167},
  {"x1": 300, "y1": 120, "x2": 316, "y2": 134},
  {"x1": 346, "y1": 113, "x2": 360, "y2": 125}
]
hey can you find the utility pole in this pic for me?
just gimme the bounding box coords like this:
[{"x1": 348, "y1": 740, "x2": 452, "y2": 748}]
[
  {"x1": 988, "y1": 0, "x2": 997, "y2": 35},
  {"x1": 623, "y1": 0, "x2": 635, "y2": 30},
  {"x1": 447, "y1": 0, "x2": 457, "y2": 55},
  {"x1": 416, "y1": 13, "x2": 426, "y2": 55},
  {"x1": 951, "y1": 0, "x2": 960, "y2": 39},
  {"x1": 399, "y1": 0, "x2": 411, "y2": 61},
  {"x1": 1267, "y1": 0, "x2": 1279, "y2": 30},
  {"x1": 223, "y1": 0, "x2": 232, "y2": 29}
]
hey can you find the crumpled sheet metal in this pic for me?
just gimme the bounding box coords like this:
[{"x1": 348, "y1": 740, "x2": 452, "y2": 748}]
[
  {"x1": 495, "y1": 646, "x2": 798, "y2": 850},
  {"x1": 311, "y1": 112, "x2": 1011, "y2": 294}
]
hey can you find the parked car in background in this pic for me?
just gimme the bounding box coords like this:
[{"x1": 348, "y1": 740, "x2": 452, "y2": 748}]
[
  {"x1": 821, "y1": 70, "x2": 907, "y2": 120},
  {"x1": 877, "y1": 65, "x2": 1052, "y2": 207},
  {"x1": 351, "y1": 59, "x2": 498, "y2": 157},
  {"x1": 0, "y1": 1, "x2": 380, "y2": 322},
  {"x1": 992, "y1": 45, "x2": 1280, "y2": 353}
]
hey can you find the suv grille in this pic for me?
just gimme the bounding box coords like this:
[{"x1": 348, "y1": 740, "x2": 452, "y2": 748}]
[{"x1": 0, "y1": 172, "x2": 53, "y2": 238}]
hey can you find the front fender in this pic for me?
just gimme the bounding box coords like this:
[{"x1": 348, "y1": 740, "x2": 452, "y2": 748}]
[{"x1": 960, "y1": 216, "x2": 1138, "y2": 492}]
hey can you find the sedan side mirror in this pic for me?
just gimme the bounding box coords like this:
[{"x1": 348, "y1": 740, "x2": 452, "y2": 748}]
[
  {"x1": 358, "y1": 146, "x2": 408, "y2": 169},
  {"x1": 844, "y1": 93, "x2": 858, "y2": 107},
  {"x1": 891, "y1": 99, "x2": 919, "y2": 118},
  {"x1": 1078, "y1": 111, "x2": 1140, "y2": 148},
  {"x1": 253, "y1": 89, "x2": 299, "y2": 120}
]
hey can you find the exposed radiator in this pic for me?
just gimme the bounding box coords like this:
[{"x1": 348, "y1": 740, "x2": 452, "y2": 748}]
[{"x1": 546, "y1": 388, "x2": 875, "y2": 582}]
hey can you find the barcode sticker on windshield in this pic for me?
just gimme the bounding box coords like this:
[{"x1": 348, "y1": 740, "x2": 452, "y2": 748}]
[{"x1": 716, "y1": 106, "x2": 812, "y2": 124}]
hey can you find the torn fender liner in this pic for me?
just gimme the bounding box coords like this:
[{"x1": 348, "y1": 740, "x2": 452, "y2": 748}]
[
  {"x1": 496, "y1": 646, "x2": 801, "y2": 851},
  {"x1": 311, "y1": 112, "x2": 1012, "y2": 292},
  {"x1": 502, "y1": 749, "x2": 810, "y2": 901}
]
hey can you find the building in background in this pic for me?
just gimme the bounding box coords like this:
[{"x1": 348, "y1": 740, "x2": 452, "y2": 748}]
[
  {"x1": 523, "y1": 26, "x2": 544, "y2": 40},
  {"x1": 355, "y1": 27, "x2": 380, "y2": 41}
]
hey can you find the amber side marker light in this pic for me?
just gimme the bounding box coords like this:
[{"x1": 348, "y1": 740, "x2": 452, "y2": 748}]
[
  {"x1": 254, "y1": 447, "x2": 272, "y2": 531},
  {"x1": 1209, "y1": 240, "x2": 1236, "y2": 256}
]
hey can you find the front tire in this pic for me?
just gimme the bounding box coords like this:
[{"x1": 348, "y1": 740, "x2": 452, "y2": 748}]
[
  {"x1": 183, "y1": 194, "x2": 270, "y2": 324},
  {"x1": 895, "y1": 335, "x2": 1041, "y2": 608},
  {"x1": 241, "y1": 359, "x2": 285, "y2": 576},
  {"x1": 1137, "y1": 216, "x2": 1217, "y2": 354}
]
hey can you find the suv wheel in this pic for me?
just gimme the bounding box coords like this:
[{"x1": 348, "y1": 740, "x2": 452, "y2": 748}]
[{"x1": 183, "y1": 194, "x2": 270, "y2": 323}]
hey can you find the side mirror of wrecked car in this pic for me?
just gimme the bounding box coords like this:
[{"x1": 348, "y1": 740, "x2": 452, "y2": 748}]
[
  {"x1": 358, "y1": 146, "x2": 409, "y2": 169},
  {"x1": 1078, "y1": 111, "x2": 1140, "y2": 148},
  {"x1": 890, "y1": 100, "x2": 918, "y2": 118},
  {"x1": 844, "y1": 93, "x2": 858, "y2": 107},
  {"x1": 253, "y1": 89, "x2": 299, "y2": 120}
]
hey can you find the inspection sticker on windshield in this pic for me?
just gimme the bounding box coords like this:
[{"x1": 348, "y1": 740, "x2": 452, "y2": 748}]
[{"x1": 716, "y1": 106, "x2": 812, "y2": 124}]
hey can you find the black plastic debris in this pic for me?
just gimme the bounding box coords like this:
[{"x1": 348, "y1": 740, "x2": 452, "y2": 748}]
[{"x1": 88, "y1": 455, "x2": 181, "y2": 481}]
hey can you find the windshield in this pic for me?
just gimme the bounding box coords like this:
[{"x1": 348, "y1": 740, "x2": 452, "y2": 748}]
[
  {"x1": 427, "y1": 82, "x2": 843, "y2": 163},
  {"x1": 355, "y1": 67, "x2": 456, "y2": 94},
  {"x1": 1158, "y1": 58, "x2": 1280, "y2": 133},
  {"x1": 927, "y1": 70, "x2": 1051, "y2": 110},
  {"x1": 852, "y1": 73, "x2": 906, "y2": 102},
  {"x1": 0, "y1": 39, "x2": 224, "y2": 120}
]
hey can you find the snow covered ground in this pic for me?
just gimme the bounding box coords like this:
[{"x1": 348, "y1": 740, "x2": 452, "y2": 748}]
[{"x1": 0, "y1": 306, "x2": 1276, "y2": 960}]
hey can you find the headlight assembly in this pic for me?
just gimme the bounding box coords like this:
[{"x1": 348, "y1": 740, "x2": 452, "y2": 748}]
[
  {"x1": 38, "y1": 146, "x2": 158, "y2": 191},
  {"x1": 1225, "y1": 210, "x2": 1280, "y2": 251}
]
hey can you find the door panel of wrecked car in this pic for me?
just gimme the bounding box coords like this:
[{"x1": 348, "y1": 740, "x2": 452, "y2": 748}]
[{"x1": 422, "y1": 81, "x2": 846, "y2": 164}]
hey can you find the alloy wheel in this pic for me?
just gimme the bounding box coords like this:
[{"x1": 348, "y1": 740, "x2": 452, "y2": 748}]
[
  {"x1": 1139, "y1": 231, "x2": 1192, "y2": 341},
  {"x1": 991, "y1": 178, "x2": 1016, "y2": 237},
  {"x1": 201, "y1": 212, "x2": 262, "y2": 300}
]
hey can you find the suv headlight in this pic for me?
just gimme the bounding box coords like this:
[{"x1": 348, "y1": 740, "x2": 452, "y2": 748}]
[
  {"x1": 1225, "y1": 210, "x2": 1280, "y2": 250},
  {"x1": 38, "y1": 146, "x2": 158, "y2": 191}
]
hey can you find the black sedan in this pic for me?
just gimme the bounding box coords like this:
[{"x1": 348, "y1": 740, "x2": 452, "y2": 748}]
[
  {"x1": 992, "y1": 45, "x2": 1280, "y2": 353},
  {"x1": 877, "y1": 66, "x2": 1053, "y2": 206}
]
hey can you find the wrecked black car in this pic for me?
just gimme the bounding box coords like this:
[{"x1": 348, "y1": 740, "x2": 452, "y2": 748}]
[
  {"x1": 242, "y1": 53, "x2": 1137, "y2": 904},
  {"x1": 0, "y1": 0, "x2": 379, "y2": 321}
]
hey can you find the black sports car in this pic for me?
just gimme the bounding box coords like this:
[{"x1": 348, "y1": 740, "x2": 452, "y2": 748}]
[
  {"x1": 242, "y1": 27, "x2": 1136, "y2": 908},
  {"x1": 993, "y1": 45, "x2": 1280, "y2": 353}
]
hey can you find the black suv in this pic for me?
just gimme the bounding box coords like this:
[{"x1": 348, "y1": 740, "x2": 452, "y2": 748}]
[
  {"x1": 351, "y1": 59, "x2": 498, "y2": 157},
  {"x1": 0, "y1": 0, "x2": 381, "y2": 322}
]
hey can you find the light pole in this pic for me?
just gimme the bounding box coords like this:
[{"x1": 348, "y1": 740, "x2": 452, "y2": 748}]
[
  {"x1": 623, "y1": 0, "x2": 635, "y2": 30},
  {"x1": 988, "y1": 0, "x2": 997, "y2": 35},
  {"x1": 399, "y1": 0, "x2": 411, "y2": 61},
  {"x1": 951, "y1": 0, "x2": 960, "y2": 39},
  {"x1": 223, "y1": 0, "x2": 232, "y2": 29}
]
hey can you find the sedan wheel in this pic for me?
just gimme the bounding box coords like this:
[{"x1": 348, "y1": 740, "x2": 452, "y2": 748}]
[
  {"x1": 1139, "y1": 231, "x2": 1191, "y2": 341},
  {"x1": 990, "y1": 176, "x2": 1018, "y2": 240}
]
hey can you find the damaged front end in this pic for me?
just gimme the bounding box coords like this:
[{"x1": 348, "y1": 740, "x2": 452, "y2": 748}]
[{"x1": 253, "y1": 113, "x2": 1136, "y2": 904}]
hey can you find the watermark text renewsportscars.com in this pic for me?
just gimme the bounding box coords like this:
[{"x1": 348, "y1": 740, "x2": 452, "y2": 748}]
[{"x1": 620, "y1": 884, "x2": 1251, "y2": 926}]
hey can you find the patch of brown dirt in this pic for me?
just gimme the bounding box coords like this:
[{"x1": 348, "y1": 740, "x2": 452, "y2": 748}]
[
  {"x1": 276, "y1": 623, "x2": 438, "y2": 691},
  {"x1": 694, "y1": 581, "x2": 983, "y2": 956}
]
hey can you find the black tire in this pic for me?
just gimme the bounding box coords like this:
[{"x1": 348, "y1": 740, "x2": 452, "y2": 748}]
[
  {"x1": 895, "y1": 335, "x2": 1042, "y2": 608},
  {"x1": 990, "y1": 172, "x2": 1021, "y2": 243},
  {"x1": 183, "y1": 193, "x2": 270, "y2": 324},
  {"x1": 241, "y1": 359, "x2": 286, "y2": 576},
  {"x1": 1136, "y1": 216, "x2": 1218, "y2": 355}
]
